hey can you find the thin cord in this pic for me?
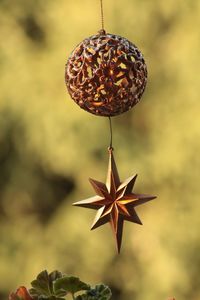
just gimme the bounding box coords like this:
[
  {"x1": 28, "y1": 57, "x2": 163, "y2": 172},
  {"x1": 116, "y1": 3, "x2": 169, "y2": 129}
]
[
  {"x1": 100, "y1": 0, "x2": 105, "y2": 31},
  {"x1": 108, "y1": 117, "x2": 113, "y2": 150}
]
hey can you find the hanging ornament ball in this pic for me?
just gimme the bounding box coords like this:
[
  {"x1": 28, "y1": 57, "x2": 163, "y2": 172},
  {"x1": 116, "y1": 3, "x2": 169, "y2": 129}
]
[{"x1": 65, "y1": 31, "x2": 147, "y2": 117}]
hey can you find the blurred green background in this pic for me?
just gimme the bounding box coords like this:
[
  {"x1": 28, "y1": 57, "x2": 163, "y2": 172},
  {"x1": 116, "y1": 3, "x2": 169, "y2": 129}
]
[{"x1": 0, "y1": 0, "x2": 200, "y2": 299}]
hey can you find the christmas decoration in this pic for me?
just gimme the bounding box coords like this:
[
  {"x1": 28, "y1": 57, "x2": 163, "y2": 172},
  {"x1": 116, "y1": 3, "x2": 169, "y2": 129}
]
[
  {"x1": 74, "y1": 148, "x2": 155, "y2": 253},
  {"x1": 65, "y1": 0, "x2": 156, "y2": 252},
  {"x1": 65, "y1": 31, "x2": 147, "y2": 117}
]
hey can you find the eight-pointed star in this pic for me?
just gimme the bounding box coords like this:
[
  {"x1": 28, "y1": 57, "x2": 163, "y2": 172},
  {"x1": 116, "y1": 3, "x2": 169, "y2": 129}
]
[{"x1": 73, "y1": 148, "x2": 156, "y2": 253}]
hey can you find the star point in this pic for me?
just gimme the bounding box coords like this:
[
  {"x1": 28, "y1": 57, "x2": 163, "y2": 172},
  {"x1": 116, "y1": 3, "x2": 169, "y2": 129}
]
[{"x1": 73, "y1": 149, "x2": 156, "y2": 253}]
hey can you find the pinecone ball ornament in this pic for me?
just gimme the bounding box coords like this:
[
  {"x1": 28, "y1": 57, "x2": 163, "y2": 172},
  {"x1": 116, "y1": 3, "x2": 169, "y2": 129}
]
[{"x1": 65, "y1": 31, "x2": 148, "y2": 117}]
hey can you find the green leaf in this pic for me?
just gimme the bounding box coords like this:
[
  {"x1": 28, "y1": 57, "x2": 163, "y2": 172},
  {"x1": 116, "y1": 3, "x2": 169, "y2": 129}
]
[
  {"x1": 75, "y1": 284, "x2": 112, "y2": 300},
  {"x1": 29, "y1": 270, "x2": 64, "y2": 299},
  {"x1": 31, "y1": 270, "x2": 51, "y2": 296},
  {"x1": 53, "y1": 276, "x2": 90, "y2": 295},
  {"x1": 49, "y1": 271, "x2": 63, "y2": 284},
  {"x1": 91, "y1": 284, "x2": 112, "y2": 299}
]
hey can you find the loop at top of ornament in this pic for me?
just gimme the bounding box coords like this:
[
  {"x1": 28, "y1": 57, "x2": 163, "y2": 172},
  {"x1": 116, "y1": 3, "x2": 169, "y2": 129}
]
[{"x1": 65, "y1": 32, "x2": 147, "y2": 117}]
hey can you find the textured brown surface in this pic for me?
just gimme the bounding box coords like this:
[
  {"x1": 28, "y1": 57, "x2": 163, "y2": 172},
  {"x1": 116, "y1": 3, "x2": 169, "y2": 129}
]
[
  {"x1": 73, "y1": 148, "x2": 156, "y2": 253},
  {"x1": 65, "y1": 31, "x2": 147, "y2": 116}
]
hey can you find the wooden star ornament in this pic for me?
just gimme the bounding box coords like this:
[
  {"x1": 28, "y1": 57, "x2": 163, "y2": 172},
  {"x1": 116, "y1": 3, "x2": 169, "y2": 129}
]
[{"x1": 73, "y1": 148, "x2": 156, "y2": 253}]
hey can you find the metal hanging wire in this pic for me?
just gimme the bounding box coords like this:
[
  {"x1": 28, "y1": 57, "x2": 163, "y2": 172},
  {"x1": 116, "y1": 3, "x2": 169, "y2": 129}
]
[
  {"x1": 100, "y1": 0, "x2": 112, "y2": 150},
  {"x1": 100, "y1": 0, "x2": 105, "y2": 31},
  {"x1": 108, "y1": 117, "x2": 113, "y2": 150}
]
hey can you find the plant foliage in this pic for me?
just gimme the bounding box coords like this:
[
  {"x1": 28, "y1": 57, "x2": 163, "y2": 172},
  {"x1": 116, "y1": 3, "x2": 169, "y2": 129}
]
[{"x1": 9, "y1": 271, "x2": 112, "y2": 300}]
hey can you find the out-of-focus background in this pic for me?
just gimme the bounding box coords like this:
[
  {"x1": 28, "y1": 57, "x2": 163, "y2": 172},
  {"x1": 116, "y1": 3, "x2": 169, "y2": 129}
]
[{"x1": 0, "y1": 0, "x2": 200, "y2": 299}]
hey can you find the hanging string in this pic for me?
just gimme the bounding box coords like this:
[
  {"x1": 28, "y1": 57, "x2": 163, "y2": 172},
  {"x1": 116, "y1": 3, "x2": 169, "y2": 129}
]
[
  {"x1": 108, "y1": 117, "x2": 113, "y2": 150},
  {"x1": 100, "y1": 0, "x2": 109, "y2": 150},
  {"x1": 100, "y1": 0, "x2": 105, "y2": 31}
]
